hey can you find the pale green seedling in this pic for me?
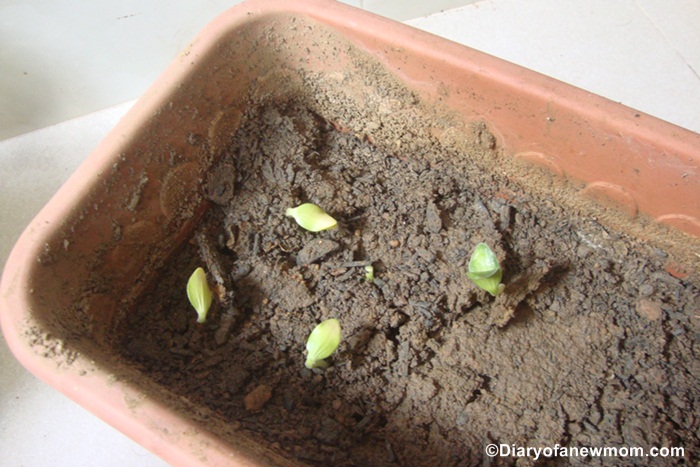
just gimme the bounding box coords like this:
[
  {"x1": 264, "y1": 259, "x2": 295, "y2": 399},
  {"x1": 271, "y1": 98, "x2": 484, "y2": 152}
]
[
  {"x1": 285, "y1": 203, "x2": 337, "y2": 232},
  {"x1": 187, "y1": 267, "x2": 213, "y2": 323},
  {"x1": 364, "y1": 264, "x2": 374, "y2": 282},
  {"x1": 305, "y1": 318, "x2": 341, "y2": 369},
  {"x1": 467, "y1": 243, "x2": 505, "y2": 296}
]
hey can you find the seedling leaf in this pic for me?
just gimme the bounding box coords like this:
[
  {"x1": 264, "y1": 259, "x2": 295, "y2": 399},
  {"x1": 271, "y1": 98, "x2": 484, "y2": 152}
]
[
  {"x1": 467, "y1": 243, "x2": 504, "y2": 296},
  {"x1": 305, "y1": 318, "x2": 341, "y2": 369},
  {"x1": 187, "y1": 267, "x2": 213, "y2": 323},
  {"x1": 285, "y1": 203, "x2": 337, "y2": 232},
  {"x1": 364, "y1": 264, "x2": 374, "y2": 282}
]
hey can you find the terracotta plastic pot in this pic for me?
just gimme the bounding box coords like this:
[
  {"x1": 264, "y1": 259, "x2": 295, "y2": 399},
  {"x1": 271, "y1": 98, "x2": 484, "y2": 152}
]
[{"x1": 1, "y1": 0, "x2": 698, "y2": 465}]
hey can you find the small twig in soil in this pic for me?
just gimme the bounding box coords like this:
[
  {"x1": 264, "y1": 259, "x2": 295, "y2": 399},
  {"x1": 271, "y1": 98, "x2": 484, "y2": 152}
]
[
  {"x1": 252, "y1": 232, "x2": 260, "y2": 257},
  {"x1": 343, "y1": 214, "x2": 367, "y2": 224},
  {"x1": 385, "y1": 441, "x2": 397, "y2": 463},
  {"x1": 337, "y1": 260, "x2": 374, "y2": 268},
  {"x1": 194, "y1": 228, "x2": 240, "y2": 343},
  {"x1": 194, "y1": 229, "x2": 231, "y2": 303},
  {"x1": 222, "y1": 215, "x2": 237, "y2": 251},
  {"x1": 499, "y1": 204, "x2": 514, "y2": 232},
  {"x1": 474, "y1": 197, "x2": 500, "y2": 238},
  {"x1": 215, "y1": 307, "x2": 239, "y2": 346},
  {"x1": 491, "y1": 260, "x2": 568, "y2": 328},
  {"x1": 169, "y1": 347, "x2": 195, "y2": 357},
  {"x1": 409, "y1": 299, "x2": 432, "y2": 312},
  {"x1": 333, "y1": 269, "x2": 356, "y2": 282}
]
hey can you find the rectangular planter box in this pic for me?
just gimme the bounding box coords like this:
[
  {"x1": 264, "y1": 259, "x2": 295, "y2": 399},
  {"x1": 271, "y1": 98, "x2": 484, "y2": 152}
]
[{"x1": 2, "y1": 0, "x2": 698, "y2": 465}]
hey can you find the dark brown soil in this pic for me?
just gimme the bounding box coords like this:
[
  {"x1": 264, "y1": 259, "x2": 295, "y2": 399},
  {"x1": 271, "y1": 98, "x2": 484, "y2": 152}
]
[{"x1": 115, "y1": 62, "x2": 700, "y2": 465}]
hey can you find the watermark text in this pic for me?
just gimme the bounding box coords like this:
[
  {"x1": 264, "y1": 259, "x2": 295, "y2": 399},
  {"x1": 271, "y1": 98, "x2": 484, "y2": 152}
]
[{"x1": 485, "y1": 443, "x2": 685, "y2": 461}]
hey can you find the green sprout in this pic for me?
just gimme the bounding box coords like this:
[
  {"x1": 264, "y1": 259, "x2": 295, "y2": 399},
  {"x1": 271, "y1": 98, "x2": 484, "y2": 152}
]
[
  {"x1": 467, "y1": 243, "x2": 505, "y2": 297},
  {"x1": 285, "y1": 203, "x2": 338, "y2": 232},
  {"x1": 187, "y1": 267, "x2": 213, "y2": 323},
  {"x1": 364, "y1": 264, "x2": 374, "y2": 282},
  {"x1": 305, "y1": 318, "x2": 341, "y2": 369}
]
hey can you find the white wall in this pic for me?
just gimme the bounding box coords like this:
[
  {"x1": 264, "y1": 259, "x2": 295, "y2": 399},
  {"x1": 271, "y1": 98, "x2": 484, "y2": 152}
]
[
  {"x1": 408, "y1": 0, "x2": 700, "y2": 136},
  {"x1": 0, "y1": 0, "x2": 477, "y2": 141}
]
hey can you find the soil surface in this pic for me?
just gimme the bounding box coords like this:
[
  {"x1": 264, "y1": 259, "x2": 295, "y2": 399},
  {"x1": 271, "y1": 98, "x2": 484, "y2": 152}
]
[{"x1": 116, "y1": 68, "x2": 700, "y2": 465}]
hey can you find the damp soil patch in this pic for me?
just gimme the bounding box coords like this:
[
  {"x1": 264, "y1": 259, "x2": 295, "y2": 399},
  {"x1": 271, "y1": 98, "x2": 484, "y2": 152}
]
[{"x1": 114, "y1": 70, "x2": 700, "y2": 465}]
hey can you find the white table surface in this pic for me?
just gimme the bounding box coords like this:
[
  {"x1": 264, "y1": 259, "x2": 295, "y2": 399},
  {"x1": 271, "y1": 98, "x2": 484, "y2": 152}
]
[{"x1": 1, "y1": 1, "x2": 698, "y2": 465}]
